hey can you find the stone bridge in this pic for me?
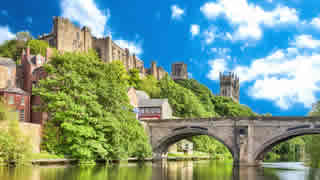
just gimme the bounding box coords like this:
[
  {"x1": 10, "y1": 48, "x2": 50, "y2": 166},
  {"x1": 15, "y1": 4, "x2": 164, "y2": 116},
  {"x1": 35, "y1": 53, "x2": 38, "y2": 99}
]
[{"x1": 142, "y1": 116, "x2": 320, "y2": 166}]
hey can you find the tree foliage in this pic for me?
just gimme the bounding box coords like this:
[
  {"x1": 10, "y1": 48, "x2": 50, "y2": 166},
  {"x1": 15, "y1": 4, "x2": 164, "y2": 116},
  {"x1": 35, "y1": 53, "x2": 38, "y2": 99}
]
[
  {"x1": 0, "y1": 101, "x2": 32, "y2": 165},
  {"x1": 33, "y1": 51, "x2": 151, "y2": 162},
  {"x1": 137, "y1": 75, "x2": 161, "y2": 98},
  {"x1": 0, "y1": 32, "x2": 49, "y2": 63},
  {"x1": 26, "y1": 39, "x2": 49, "y2": 57}
]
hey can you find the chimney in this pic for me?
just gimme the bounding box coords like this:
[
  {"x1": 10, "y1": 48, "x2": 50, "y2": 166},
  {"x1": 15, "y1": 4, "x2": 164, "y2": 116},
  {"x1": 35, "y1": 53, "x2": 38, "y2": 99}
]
[{"x1": 26, "y1": 46, "x2": 30, "y2": 58}]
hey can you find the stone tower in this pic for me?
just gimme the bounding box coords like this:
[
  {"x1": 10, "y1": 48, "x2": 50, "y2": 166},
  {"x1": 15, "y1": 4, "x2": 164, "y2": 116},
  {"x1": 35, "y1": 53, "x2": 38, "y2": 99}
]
[
  {"x1": 219, "y1": 72, "x2": 240, "y2": 102},
  {"x1": 171, "y1": 62, "x2": 188, "y2": 80}
]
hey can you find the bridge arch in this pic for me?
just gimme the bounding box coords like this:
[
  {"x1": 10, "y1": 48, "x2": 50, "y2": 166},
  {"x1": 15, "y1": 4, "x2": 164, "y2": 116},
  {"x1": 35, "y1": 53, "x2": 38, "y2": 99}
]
[
  {"x1": 253, "y1": 128, "x2": 320, "y2": 161},
  {"x1": 152, "y1": 127, "x2": 236, "y2": 160}
]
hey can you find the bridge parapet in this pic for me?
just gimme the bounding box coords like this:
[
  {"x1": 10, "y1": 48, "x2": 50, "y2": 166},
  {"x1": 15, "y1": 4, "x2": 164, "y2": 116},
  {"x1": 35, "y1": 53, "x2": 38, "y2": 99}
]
[{"x1": 142, "y1": 116, "x2": 320, "y2": 166}]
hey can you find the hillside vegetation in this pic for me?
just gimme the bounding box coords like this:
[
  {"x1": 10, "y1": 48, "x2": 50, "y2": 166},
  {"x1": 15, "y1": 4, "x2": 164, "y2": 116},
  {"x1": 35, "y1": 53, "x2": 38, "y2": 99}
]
[{"x1": 136, "y1": 74, "x2": 256, "y2": 159}]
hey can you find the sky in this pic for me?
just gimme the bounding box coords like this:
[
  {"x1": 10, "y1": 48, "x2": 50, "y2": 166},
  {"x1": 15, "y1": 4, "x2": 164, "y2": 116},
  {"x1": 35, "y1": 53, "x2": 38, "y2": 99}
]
[{"x1": 1, "y1": 0, "x2": 320, "y2": 116}]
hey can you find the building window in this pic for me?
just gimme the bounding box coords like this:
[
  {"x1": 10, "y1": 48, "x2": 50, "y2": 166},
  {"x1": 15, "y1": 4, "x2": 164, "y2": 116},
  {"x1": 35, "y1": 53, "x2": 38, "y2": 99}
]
[
  {"x1": 19, "y1": 110, "x2": 24, "y2": 121},
  {"x1": 96, "y1": 48, "x2": 102, "y2": 59},
  {"x1": 8, "y1": 96, "x2": 14, "y2": 104},
  {"x1": 76, "y1": 32, "x2": 80, "y2": 40},
  {"x1": 36, "y1": 57, "x2": 42, "y2": 65},
  {"x1": 21, "y1": 97, "x2": 25, "y2": 106}
]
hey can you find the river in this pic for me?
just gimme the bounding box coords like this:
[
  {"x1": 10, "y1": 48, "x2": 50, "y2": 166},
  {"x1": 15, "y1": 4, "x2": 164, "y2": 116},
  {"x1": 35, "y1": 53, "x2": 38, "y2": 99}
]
[{"x1": 0, "y1": 161, "x2": 319, "y2": 180}]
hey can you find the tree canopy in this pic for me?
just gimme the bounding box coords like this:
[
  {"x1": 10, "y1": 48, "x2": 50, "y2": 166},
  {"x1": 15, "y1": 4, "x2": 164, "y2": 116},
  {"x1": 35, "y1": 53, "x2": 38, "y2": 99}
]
[{"x1": 33, "y1": 51, "x2": 151, "y2": 162}]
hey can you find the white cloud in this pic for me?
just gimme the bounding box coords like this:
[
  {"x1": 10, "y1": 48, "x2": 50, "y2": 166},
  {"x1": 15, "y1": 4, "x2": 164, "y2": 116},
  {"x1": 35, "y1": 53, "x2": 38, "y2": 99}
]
[
  {"x1": 190, "y1": 24, "x2": 200, "y2": 37},
  {"x1": 114, "y1": 39, "x2": 143, "y2": 56},
  {"x1": 61, "y1": 0, "x2": 110, "y2": 37},
  {"x1": 0, "y1": 26, "x2": 15, "y2": 45},
  {"x1": 207, "y1": 58, "x2": 228, "y2": 80},
  {"x1": 171, "y1": 5, "x2": 185, "y2": 20},
  {"x1": 210, "y1": 48, "x2": 231, "y2": 58},
  {"x1": 207, "y1": 45, "x2": 320, "y2": 109},
  {"x1": 310, "y1": 17, "x2": 320, "y2": 29},
  {"x1": 291, "y1": 34, "x2": 320, "y2": 49},
  {"x1": 200, "y1": 0, "x2": 299, "y2": 40},
  {"x1": 203, "y1": 27, "x2": 218, "y2": 44}
]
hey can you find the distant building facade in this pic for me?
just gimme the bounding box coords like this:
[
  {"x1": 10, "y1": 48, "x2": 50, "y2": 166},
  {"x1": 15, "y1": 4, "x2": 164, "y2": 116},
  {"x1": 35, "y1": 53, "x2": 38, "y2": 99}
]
[
  {"x1": 171, "y1": 62, "x2": 188, "y2": 80},
  {"x1": 0, "y1": 57, "x2": 30, "y2": 122},
  {"x1": 135, "y1": 90, "x2": 172, "y2": 120},
  {"x1": 39, "y1": 16, "x2": 167, "y2": 80},
  {"x1": 219, "y1": 72, "x2": 240, "y2": 102}
]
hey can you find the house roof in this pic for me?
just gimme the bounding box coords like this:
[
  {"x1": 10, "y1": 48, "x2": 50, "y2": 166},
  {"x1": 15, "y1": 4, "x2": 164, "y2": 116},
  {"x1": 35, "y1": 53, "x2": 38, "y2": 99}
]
[
  {"x1": 136, "y1": 90, "x2": 150, "y2": 100},
  {"x1": 138, "y1": 99, "x2": 168, "y2": 107},
  {"x1": 0, "y1": 87, "x2": 29, "y2": 95},
  {"x1": 0, "y1": 57, "x2": 16, "y2": 67}
]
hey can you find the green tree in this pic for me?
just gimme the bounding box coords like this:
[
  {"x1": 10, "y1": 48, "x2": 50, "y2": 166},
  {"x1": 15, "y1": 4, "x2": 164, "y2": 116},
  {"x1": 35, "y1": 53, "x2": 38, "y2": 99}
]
[
  {"x1": 159, "y1": 75, "x2": 211, "y2": 118},
  {"x1": 33, "y1": 51, "x2": 151, "y2": 163},
  {"x1": 128, "y1": 68, "x2": 142, "y2": 88},
  {"x1": 0, "y1": 102, "x2": 32, "y2": 165},
  {"x1": 26, "y1": 39, "x2": 49, "y2": 57},
  {"x1": 137, "y1": 75, "x2": 161, "y2": 98}
]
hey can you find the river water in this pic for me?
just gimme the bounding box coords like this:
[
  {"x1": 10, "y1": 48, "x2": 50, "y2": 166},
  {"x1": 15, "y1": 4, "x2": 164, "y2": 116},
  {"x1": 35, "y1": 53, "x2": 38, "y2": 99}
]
[{"x1": 0, "y1": 161, "x2": 319, "y2": 180}]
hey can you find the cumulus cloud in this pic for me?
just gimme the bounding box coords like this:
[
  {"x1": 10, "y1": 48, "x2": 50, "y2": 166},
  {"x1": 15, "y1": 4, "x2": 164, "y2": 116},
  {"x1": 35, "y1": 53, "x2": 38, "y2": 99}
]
[
  {"x1": 200, "y1": 0, "x2": 299, "y2": 41},
  {"x1": 310, "y1": 17, "x2": 320, "y2": 29},
  {"x1": 171, "y1": 5, "x2": 185, "y2": 20},
  {"x1": 203, "y1": 26, "x2": 220, "y2": 44},
  {"x1": 291, "y1": 34, "x2": 320, "y2": 49},
  {"x1": 190, "y1": 24, "x2": 200, "y2": 37},
  {"x1": 207, "y1": 43, "x2": 320, "y2": 109},
  {"x1": 114, "y1": 39, "x2": 143, "y2": 56},
  {"x1": 0, "y1": 26, "x2": 15, "y2": 45},
  {"x1": 207, "y1": 58, "x2": 228, "y2": 80},
  {"x1": 61, "y1": 0, "x2": 110, "y2": 37}
]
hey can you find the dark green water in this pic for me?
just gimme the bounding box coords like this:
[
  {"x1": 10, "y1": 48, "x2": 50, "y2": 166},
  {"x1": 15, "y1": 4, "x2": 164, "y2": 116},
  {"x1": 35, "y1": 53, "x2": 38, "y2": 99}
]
[{"x1": 0, "y1": 161, "x2": 319, "y2": 180}]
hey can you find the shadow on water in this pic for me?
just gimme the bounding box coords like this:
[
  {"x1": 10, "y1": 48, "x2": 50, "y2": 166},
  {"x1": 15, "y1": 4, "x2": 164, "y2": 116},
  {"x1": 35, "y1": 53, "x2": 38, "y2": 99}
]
[{"x1": 0, "y1": 161, "x2": 320, "y2": 180}]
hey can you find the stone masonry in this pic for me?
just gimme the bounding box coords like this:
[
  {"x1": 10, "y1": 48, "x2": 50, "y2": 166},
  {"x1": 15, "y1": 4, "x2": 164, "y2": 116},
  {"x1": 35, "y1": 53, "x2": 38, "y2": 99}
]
[
  {"x1": 39, "y1": 17, "x2": 167, "y2": 80},
  {"x1": 142, "y1": 116, "x2": 320, "y2": 166}
]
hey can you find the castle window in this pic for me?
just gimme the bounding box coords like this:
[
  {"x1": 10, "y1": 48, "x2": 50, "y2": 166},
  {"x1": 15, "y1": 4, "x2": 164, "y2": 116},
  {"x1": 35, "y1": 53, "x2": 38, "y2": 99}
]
[
  {"x1": 49, "y1": 38, "x2": 55, "y2": 47},
  {"x1": 76, "y1": 32, "x2": 80, "y2": 40},
  {"x1": 21, "y1": 97, "x2": 25, "y2": 106},
  {"x1": 96, "y1": 48, "x2": 102, "y2": 59}
]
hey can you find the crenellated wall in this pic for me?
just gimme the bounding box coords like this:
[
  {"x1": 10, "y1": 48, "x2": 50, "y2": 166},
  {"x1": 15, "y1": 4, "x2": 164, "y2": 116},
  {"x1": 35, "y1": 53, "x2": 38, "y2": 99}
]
[{"x1": 39, "y1": 16, "x2": 168, "y2": 79}]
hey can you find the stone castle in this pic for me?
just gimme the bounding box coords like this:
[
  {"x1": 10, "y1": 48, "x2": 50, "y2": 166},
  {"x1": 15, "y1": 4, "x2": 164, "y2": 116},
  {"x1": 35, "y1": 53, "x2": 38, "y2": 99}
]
[
  {"x1": 39, "y1": 17, "x2": 171, "y2": 80},
  {"x1": 37, "y1": 16, "x2": 241, "y2": 102}
]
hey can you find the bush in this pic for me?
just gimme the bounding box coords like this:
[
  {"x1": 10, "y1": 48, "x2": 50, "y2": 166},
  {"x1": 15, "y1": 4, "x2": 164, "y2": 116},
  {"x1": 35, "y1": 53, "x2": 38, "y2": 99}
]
[{"x1": 0, "y1": 102, "x2": 32, "y2": 165}]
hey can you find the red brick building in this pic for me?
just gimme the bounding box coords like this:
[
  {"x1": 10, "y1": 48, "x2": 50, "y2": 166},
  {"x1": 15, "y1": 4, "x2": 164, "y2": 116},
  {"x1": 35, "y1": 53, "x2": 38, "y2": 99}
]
[
  {"x1": 0, "y1": 87, "x2": 30, "y2": 122},
  {"x1": 19, "y1": 47, "x2": 51, "y2": 124}
]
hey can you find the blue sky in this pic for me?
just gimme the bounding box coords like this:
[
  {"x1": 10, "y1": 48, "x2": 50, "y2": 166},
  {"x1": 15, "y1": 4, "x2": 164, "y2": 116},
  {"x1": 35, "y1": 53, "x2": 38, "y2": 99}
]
[{"x1": 1, "y1": 0, "x2": 320, "y2": 116}]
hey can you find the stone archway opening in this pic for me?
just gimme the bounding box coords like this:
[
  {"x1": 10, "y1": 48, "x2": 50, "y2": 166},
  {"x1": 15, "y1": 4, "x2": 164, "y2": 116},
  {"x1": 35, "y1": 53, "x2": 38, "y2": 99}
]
[
  {"x1": 254, "y1": 129, "x2": 320, "y2": 162},
  {"x1": 152, "y1": 128, "x2": 235, "y2": 161}
]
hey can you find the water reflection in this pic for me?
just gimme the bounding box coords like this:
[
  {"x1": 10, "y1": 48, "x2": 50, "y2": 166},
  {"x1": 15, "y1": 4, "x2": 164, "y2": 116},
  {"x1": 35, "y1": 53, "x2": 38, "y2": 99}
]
[{"x1": 0, "y1": 161, "x2": 320, "y2": 180}]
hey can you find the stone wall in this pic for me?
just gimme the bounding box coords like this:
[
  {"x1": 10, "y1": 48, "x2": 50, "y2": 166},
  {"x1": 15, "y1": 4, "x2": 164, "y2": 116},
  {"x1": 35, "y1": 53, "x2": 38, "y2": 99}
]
[
  {"x1": 0, "y1": 61, "x2": 16, "y2": 88},
  {"x1": 20, "y1": 122, "x2": 41, "y2": 153},
  {"x1": 172, "y1": 62, "x2": 188, "y2": 80},
  {"x1": 40, "y1": 17, "x2": 93, "y2": 52},
  {"x1": 0, "y1": 121, "x2": 41, "y2": 153}
]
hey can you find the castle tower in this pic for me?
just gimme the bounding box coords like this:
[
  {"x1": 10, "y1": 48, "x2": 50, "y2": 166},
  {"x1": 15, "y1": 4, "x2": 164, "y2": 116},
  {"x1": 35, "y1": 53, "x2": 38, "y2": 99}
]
[
  {"x1": 171, "y1": 62, "x2": 188, "y2": 80},
  {"x1": 219, "y1": 72, "x2": 240, "y2": 102}
]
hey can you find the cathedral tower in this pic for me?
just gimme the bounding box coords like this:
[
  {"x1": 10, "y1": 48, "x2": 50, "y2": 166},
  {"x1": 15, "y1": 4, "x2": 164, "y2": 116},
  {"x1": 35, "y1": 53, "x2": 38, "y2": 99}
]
[{"x1": 219, "y1": 72, "x2": 240, "y2": 102}]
